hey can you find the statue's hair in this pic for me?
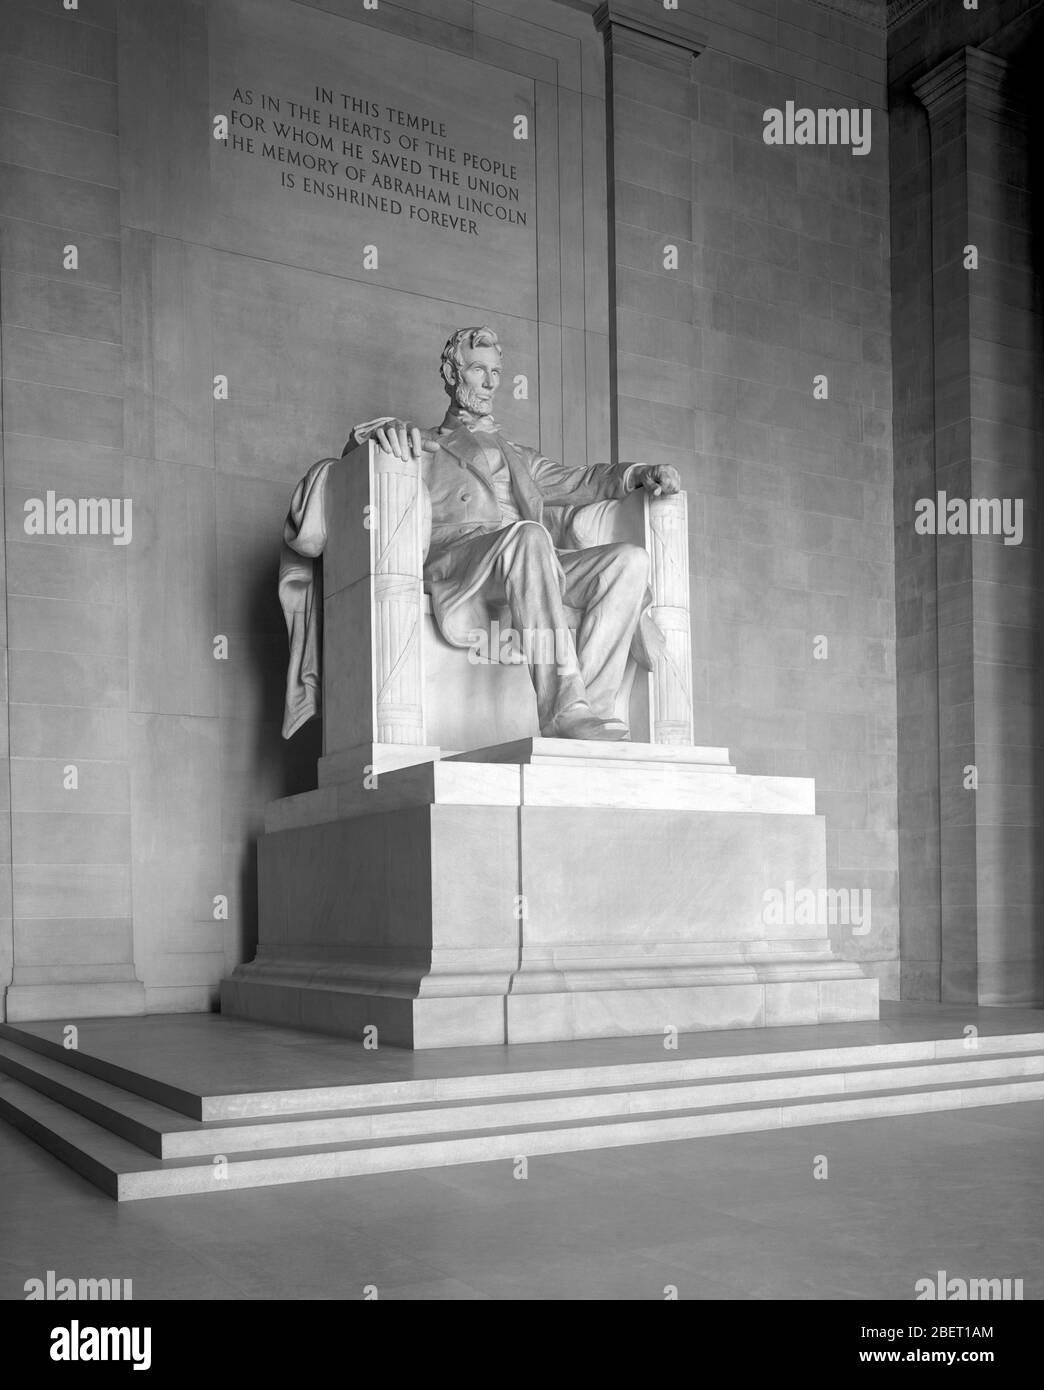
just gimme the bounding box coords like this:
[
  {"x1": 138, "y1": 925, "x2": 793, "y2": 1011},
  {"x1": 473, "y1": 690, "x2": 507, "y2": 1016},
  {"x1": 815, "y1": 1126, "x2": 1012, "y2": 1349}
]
[{"x1": 440, "y1": 326, "x2": 501, "y2": 394}]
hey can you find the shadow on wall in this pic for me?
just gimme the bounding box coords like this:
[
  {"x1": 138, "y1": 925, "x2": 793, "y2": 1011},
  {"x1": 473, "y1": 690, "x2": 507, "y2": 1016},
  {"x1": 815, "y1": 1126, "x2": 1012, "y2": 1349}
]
[{"x1": 232, "y1": 539, "x2": 322, "y2": 968}]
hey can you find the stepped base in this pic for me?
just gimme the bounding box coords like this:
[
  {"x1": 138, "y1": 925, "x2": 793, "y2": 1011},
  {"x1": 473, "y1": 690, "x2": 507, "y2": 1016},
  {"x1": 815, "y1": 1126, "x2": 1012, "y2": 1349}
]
[{"x1": 1, "y1": 1006, "x2": 1043, "y2": 1200}]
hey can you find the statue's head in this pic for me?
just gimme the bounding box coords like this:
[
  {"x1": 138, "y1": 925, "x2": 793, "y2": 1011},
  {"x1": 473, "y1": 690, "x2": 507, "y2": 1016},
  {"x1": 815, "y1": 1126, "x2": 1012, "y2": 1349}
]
[{"x1": 440, "y1": 326, "x2": 502, "y2": 418}]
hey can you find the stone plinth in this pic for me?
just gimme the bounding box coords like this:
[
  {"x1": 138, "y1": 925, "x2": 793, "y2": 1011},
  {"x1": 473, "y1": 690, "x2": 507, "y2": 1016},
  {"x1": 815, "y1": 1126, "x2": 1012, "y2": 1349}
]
[{"x1": 221, "y1": 742, "x2": 878, "y2": 1047}]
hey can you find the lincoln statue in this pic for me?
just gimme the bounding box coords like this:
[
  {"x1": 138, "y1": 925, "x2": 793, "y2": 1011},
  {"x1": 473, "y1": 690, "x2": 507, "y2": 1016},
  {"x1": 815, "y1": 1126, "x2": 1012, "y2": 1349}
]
[{"x1": 342, "y1": 326, "x2": 681, "y2": 741}]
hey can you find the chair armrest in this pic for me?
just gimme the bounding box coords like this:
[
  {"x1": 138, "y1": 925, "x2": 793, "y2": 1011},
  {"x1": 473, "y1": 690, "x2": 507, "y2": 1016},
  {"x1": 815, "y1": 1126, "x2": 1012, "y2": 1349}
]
[
  {"x1": 321, "y1": 441, "x2": 427, "y2": 754},
  {"x1": 643, "y1": 490, "x2": 694, "y2": 744}
]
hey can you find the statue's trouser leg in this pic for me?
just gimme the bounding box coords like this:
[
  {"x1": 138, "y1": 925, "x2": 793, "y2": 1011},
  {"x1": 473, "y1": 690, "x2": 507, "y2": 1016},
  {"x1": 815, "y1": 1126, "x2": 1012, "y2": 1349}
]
[
  {"x1": 558, "y1": 542, "x2": 651, "y2": 721},
  {"x1": 491, "y1": 521, "x2": 587, "y2": 727}
]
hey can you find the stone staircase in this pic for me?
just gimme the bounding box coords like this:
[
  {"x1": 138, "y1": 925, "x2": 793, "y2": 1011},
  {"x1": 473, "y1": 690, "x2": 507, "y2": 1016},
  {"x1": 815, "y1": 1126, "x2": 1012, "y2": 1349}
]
[{"x1": 2, "y1": 1019, "x2": 1044, "y2": 1200}]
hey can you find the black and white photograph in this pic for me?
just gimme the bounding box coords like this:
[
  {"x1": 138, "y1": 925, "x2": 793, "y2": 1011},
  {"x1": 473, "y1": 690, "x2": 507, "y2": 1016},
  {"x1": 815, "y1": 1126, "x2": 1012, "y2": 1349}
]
[{"x1": 0, "y1": 0, "x2": 1041, "y2": 1346}]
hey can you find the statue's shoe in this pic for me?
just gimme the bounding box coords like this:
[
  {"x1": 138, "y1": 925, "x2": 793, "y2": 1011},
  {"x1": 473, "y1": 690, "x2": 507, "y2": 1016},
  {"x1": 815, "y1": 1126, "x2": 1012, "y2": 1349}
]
[
  {"x1": 600, "y1": 718, "x2": 630, "y2": 739},
  {"x1": 540, "y1": 702, "x2": 629, "y2": 741}
]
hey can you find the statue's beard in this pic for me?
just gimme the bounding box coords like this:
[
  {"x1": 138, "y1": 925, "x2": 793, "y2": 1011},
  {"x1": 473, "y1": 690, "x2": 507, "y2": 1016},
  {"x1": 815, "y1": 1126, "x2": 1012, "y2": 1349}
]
[{"x1": 455, "y1": 384, "x2": 495, "y2": 418}]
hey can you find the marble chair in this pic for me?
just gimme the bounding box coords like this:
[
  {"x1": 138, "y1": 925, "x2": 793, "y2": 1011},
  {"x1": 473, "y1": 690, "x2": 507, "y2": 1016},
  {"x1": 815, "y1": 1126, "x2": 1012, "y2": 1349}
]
[{"x1": 318, "y1": 440, "x2": 695, "y2": 783}]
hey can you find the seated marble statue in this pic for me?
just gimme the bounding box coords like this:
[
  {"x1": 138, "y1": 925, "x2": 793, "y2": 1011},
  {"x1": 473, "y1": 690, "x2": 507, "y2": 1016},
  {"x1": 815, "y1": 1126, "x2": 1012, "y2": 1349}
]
[{"x1": 345, "y1": 326, "x2": 680, "y2": 741}]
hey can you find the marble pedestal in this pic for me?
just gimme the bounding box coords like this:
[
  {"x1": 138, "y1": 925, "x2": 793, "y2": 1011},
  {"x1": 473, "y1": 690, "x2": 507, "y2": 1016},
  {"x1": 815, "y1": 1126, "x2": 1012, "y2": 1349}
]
[{"x1": 222, "y1": 742, "x2": 878, "y2": 1047}]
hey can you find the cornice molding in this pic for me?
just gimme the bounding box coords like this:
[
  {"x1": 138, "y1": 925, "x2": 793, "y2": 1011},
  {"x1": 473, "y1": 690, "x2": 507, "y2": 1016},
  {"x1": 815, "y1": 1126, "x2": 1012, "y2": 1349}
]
[
  {"x1": 913, "y1": 46, "x2": 1021, "y2": 124},
  {"x1": 593, "y1": 1, "x2": 706, "y2": 55},
  {"x1": 570, "y1": 0, "x2": 932, "y2": 36},
  {"x1": 807, "y1": 0, "x2": 887, "y2": 30},
  {"x1": 887, "y1": 0, "x2": 930, "y2": 28}
]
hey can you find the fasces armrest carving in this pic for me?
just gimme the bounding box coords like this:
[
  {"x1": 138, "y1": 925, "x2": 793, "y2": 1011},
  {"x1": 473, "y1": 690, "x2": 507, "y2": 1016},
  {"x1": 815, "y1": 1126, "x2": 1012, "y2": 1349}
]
[
  {"x1": 369, "y1": 448, "x2": 427, "y2": 746},
  {"x1": 644, "y1": 491, "x2": 694, "y2": 745}
]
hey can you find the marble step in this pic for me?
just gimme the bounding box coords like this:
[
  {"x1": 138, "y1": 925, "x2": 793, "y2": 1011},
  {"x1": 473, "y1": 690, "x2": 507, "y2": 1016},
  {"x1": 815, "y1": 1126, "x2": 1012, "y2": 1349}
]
[
  {"x1": 3, "y1": 1063, "x2": 1044, "y2": 1201},
  {"x1": 0, "y1": 1037, "x2": 193, "y2": 1157},
  {"x1": 0, "y1": 1022, "x2": 202, "y2": 1118},
  {"x1": 5, "y1": 1019, "x2": 1044, "y2": 1121},
  {"x1": 3, "y1": 1033, "x2": 1044, "y2": 1160}
]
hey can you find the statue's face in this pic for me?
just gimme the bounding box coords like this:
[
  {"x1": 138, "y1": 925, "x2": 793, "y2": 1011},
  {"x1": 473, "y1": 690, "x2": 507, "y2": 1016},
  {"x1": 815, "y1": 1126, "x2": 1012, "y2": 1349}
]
[{"x1": 452, "y1": 344, "x2": 502, "y2": 417}]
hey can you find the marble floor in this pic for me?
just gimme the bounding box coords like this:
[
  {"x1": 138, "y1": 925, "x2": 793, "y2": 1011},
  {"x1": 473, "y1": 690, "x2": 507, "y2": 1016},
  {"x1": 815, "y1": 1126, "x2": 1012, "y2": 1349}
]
[{"x1": 2, "y1": 1006, "x2": 1042, "y2": 1300}]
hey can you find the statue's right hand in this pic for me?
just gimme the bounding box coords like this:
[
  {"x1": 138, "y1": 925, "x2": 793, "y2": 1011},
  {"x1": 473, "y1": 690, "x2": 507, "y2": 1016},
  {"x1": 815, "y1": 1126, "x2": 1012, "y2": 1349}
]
[{"x1": 373, "y1": 419, "x2": 426, "y2": 461}]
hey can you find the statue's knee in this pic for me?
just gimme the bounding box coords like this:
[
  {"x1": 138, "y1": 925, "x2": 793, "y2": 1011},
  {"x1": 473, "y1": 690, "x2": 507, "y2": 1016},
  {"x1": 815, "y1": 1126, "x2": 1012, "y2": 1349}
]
[
  {"x1": 614, "y1": 542, "x2": 650, "y2": 581},
  {"x1": 512, "y1": 522, "x2": 555, "y2": 557}
]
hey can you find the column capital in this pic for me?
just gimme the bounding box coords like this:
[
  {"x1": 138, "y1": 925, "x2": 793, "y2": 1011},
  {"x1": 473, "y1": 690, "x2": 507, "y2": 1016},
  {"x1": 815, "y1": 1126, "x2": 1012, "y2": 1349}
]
[
  {"x1": 913, "y1": 46, "x2": 1020, "y2": 126},
  {"x1": 593, "y1": 1, "x2": 705, "y2": 74}
]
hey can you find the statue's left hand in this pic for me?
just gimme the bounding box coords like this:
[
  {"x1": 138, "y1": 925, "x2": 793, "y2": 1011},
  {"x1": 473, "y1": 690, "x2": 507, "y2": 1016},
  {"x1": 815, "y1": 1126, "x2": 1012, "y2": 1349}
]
[{"x1": 633, "y1": 464, "x2": 681, "y2": 497}]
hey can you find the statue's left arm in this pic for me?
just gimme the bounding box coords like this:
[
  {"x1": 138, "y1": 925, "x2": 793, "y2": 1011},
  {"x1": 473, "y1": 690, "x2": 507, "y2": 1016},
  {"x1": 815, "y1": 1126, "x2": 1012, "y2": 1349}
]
[{"x1": 528, "y1": 452, "x2": 680, "y2": 504}]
